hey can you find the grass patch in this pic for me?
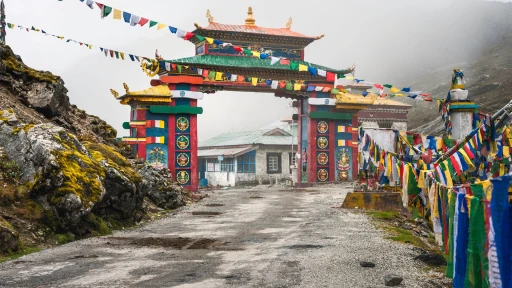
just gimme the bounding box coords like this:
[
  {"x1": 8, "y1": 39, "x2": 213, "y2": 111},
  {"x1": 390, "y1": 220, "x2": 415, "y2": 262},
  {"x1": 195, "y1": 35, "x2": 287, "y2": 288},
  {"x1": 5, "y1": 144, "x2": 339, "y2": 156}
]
[
  {"x1": 367, "y1": 211, "x2": 399, "y2": 220},
  {"x1": 385, "y1": 227, "x2": 430, "y2": 250},
  {"x1": 55, "y1": 233, "x2": 75, "y2": 245},
  {"x1": 0, "y1": 247, "x2": 40, "y2": 263}
]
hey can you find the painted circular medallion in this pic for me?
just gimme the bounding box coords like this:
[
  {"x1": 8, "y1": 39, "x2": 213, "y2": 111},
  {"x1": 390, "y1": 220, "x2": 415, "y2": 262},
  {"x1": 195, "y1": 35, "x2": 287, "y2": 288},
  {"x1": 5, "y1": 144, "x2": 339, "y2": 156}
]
[
  {"x1": 317, "y1": 137, "x2": 328, "y2": 149},
  {"x1": 176, "y1": 170, "x2": 190, "y2": 185},
  {"x1": 317, "y1": 152, "x2": 328, "y2": 165},
  {"x1": 317, "y1": 169, "x2": 329, "y2": 182},
  {"x1": 317, "y1": 121, "x2": 328, "y2": 134},
  {"x1": 176, "y1": 135, "x2": 190, "y2": 150},
  {"x1": 176, "y1": 153, "x2": 190, "y2": 167},
  {"x1": 176, "y1": 117, "x2": 189, "y2": 131}
]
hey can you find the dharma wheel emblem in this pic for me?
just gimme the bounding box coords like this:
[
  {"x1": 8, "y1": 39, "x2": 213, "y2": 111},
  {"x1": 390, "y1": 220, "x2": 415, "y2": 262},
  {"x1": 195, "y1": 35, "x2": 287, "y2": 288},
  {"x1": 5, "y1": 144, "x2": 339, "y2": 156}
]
[
  {"x1": 179, "y1": 91, "x2": 186, "y2": 97},
  {"x1": 324, "y1": 99, "x2": 329, "y2": 105},
  {"x1": 176, "y1": 117, "x2": 189, "y2": 131},
  {"x1": 176, "y1": 135, "x2": 190, "y2": 149}
]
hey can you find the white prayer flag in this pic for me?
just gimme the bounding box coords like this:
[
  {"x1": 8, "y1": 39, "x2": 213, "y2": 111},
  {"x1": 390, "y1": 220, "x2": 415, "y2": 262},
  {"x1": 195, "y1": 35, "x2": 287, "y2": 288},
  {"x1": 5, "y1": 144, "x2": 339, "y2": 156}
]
[
  {"x1": 271, "y1": 80, "x2": 278, "y2": 89},
  {"x1": 130, "y1": 15, "x2": 140, "y2": 26},
  {"x1": 86, "y1": 0, "x2": 94, "y2": 9},
  {"x1": 317, "y1": 69, "x2": 326, "y2": 77},
  {"x1": 165, "y1": 62, "x2": 171, "y2": 71},
  {"x1": 230, "y1": 74, "x2": 238, "y2": 81},
  {"x1": 104, "y1": 49, "x2": 109, "y2": 57},
  {"x1": 197, "y1": 68, "x2": 203, "y2": 75},
  {"x1": 315, "y1": 86, "x2": 323, "y2": 91},
  {"x1": 176, "y1": 29, "x2": 186, "y2": 38},
  {"x1": 270, "y1": 57, "x2": 280, "y2": 65},
  {"x1": 221, "y1": 43, "x2": 232, "y2": 47}
]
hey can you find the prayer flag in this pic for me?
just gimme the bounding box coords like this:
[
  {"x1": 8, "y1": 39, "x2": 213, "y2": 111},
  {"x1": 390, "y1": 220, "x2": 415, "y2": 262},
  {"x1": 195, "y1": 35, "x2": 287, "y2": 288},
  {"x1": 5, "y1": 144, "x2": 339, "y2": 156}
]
[
  {"x1": 252, "y1": 78, "x2": 258, "y2": 86},
  {"x1": 322, "y1": 87, "x2": 331, "y2": 92},
  {"x1": 252, "y1": 51, "x2": 261, "y2": 58},
  {"x1": 215, "y1": 72, "x2": 223, "y2": 81},
  {"x1": 315, "y1": 86, "x2": 323, "y2": 92},
  {"x1": 383, "y1": 84, "x2": 393, "y2": 88},
  {"x1": 271, "y1": 80, "x2": 278, "y2": 89},
  {"x1": 390, "y1": 87, "x2": 400, "y2": 93},
  {"x1": 157, "y1": 23, "x2": 166, "y2": 30},
  {"x1": 307, "y1": 85, "x2": 315, "y2": 92},
  {"x1": 206, "y1": 37, "x2": 214, "y2": 44},
  {"x1": 101, "y1": 5, "x2": 113, "y2": 18},
  {"x1": 208, "y1": 70, "x2": 215, "y2": 80},
  {"x1": 294, "y1": 83, "x2": 302, "y2": 91},
  {"x1": 113, "y1": 9, "x2": 122, "y2": 20},
  {"x1": 176, "y1": 29, "x2": 186, "y2": 38},
  {"x1": 234, "y1": 46, "x2": 243, "y2": 53},
  {"x1": 149, "y1": 20, "x2": 158, "y2": 28},
  {"x1": 290, "y1": 62, "x2": 299, "y2": 71},
  {"x1": 202, "y1": 69, "x2": 209, "y2": 78},
  {"x1": 280, "y1": 59, "x2": 290, "y2": 65},
  {"x1": 230, "y1": 74, "x2": 237, "y2": 81},
  {"x1": 401, "y1": 87, "x2": 411, "y2": 92},
  {"x1": 168, "y1": 26, "x2": 177, "y2": 33},
  {"x1": 86, "y1": 0, "x2": 95, "y2": 9},
  {"x1": 123, "y1": 12, "x2": 131, "y2": 23},
  {"x1": 374, "y1": 84, "x2": 384, "y2": 89},
  {"x1": 298, "y1": 64, "x2": 308, "y2": 71},
  {"x1": 184, "y1": 32, "x2": 195, "y2": 40},
  {"x1": 120, "y1": 52, "x2": 125, "y2": 60},
  {"x1": 317, "y1": 69, "x2": 327, "y2": 77},
  {"x1": 138, "y1": 18, "x2": 149, "y2": 27},
  {"x1": 165, "y1": 62, "x2": 171, "y2": 71},
  {"x1": 308, "y1": 66, "x2": 317, "y2": 76},
  {"x1": 326, "y1": 72, "x2": 336, "y2": 82},
  {"x1": 237, "y1": 75, "x2": 245, "y2": 82}
]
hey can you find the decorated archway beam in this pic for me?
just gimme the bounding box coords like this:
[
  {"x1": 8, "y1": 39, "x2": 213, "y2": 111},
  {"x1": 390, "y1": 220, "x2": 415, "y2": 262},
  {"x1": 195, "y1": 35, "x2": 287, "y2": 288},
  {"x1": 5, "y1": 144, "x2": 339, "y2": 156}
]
[
  {"x1": 149, "y1": 106, "x2": 204, "y2": 115},
  {"x1": 308, "y1": 98, "x2": 336, "y2": 106},
  {"x1": 122, "y1": 120, "x2": 166, "y2": 129}
]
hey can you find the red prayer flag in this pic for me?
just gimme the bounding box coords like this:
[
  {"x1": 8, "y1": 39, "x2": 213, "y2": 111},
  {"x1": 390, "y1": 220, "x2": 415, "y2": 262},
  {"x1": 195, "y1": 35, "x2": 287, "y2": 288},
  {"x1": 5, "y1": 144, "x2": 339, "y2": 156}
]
[
  {"x1": 171, "y1": 64, "x2": 177, "y2": 71},
  {"x1": 374, "y1": 84, "x2": 384, "y2": 90},
  {"x1": 322, "y1": 87, "x2": 331, "y2": 92},
  {"x1": 326, "y1": 72, "x2": 335, "y2": 82},
  {"x1": 96, "y1": 2, "x2": 104, "y2": 9},
  {"x1": 79, "y1": 42, "x2": 83, "y2": 46},
  {"x1": 420, "y1": 93, "x2": 431, "y2": 97},
  {"x1": 463, "y1": 143, "x2": 475, "y2": 159},
  {"x1": 233, "y1": 46, "x2": 243, "y2": 53},
  {"x1": 449, "y1": 155, "x2": 462, "y2": 175},
  {"x1": 279, "y1": 81, "x2": 286, "y2": 88},
  {"x1": 280, "y1": 59, "x2": 290, "y2": 65},
  {"x1": 184, "y1": 32, "x2": 195, "y2": 41},
  {"x1": 138, "y1": 18, "x2": 149, "y2": 27},
  {"x1": 424, "y1": 97, "x2": 433, "y2": 102},
  {"x1": 202, "y1": 69, "x2": 209, "y2": 78},
  {"x1": 237, "y1": 75, "x2": 245, "y2": 82}
]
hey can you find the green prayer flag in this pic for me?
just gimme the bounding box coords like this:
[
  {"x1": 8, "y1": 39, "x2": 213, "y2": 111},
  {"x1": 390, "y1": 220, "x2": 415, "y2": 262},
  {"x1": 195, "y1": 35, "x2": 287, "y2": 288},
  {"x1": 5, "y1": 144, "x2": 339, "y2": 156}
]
[
  {"x1": 337, "y1": 74, "x2": 345, "y2": 79},
  {"x1": 102, "y1": 6, "x2": 113, "y2": 18},
  {"x1": 383, "y1": 84, "x2": 393, "y2": 88},
  {"x1": 446, "y1": 191, "x2": 456, "y2": 278},
  {"x1": 290, "y1": 61, "x2": 299, "y2": 71},
  {"x1": 177, "y1": 65, "x2": 182, "y2": 73},
  {"x1": 243, "y1": 49, "x2": 252, "y2": 56},
  {"x1": 114, "y1": 51, "x2": 119, "y2": 59},
  {"x1": 389, "y1": 94, "x2": 395, "y2": 98},
  {"x1": 149, "y1": 20, "x2": 158, "y2": 28},
  {"x1": 286, "y1": 82, "x2": 292, "y2": 91},
  {"x1": 331, "y1": 88, "x2": 340, "y2": 94},
  {"x1": 195, "y1": 35, "x2": 205, "y2": 42},
  {"x1": 208, "y1": 70, "x2": 215, "y2": 80},
  {"x1": 31, "y1": 26, "x2": 36, "y2": 31}
]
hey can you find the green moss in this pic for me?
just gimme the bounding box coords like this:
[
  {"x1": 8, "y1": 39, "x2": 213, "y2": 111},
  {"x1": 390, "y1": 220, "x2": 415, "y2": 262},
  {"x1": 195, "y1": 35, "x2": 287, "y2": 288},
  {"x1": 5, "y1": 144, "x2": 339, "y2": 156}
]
[
  {"x1": 0, "y1": 247, "x2": 40, "y2": 263},
  {"x1": 22, "y1": 124, "x2": 35, "y2": 133},
  {"x1": 7, "y1": 109, "x2": 13, "y2": 113},
  {"x1": 0, "y1": 216, "x2": 14, "y2": 231},
  {"x1": 11, "y1": 127, "x2": 21, "y2": 135},
  {"x1": 1, "y1": 48, "x2": 58, "y2": 83},
  {"x1": 385, "y1": 227, "x2": 430, "y2": 250},
  {"x1": 367, "y1": 211, "x2": 399, "y2": 220},
  {"x1": 84, "y1": 142, "x2": 142, "y2": 183},
  {"x1": 87, "y1": 214, "x2": 111, "y2": 236},
  {"x1": 55, "y1": 233, "x2": 75, "y2": 245}
]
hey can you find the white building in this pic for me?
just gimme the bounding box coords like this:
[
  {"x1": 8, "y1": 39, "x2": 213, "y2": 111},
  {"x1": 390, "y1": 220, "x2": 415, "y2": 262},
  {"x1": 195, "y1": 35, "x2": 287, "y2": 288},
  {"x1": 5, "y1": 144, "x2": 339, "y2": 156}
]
[{"x1": 198, "y1": 121, "x2": 298, "y2": 187}]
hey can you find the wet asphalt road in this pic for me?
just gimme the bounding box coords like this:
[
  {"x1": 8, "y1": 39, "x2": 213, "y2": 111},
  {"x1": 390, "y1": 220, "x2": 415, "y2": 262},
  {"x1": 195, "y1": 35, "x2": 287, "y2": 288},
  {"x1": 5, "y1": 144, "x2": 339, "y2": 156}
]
[{"x1": 0, "y1": 186, "x2": 432, "y2": 287}]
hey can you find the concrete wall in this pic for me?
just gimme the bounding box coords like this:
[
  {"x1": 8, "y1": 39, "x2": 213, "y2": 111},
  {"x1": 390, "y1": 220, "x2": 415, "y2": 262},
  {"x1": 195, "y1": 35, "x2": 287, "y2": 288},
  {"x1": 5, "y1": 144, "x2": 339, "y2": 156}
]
[
  {"x1": 451, "y1": 112, "x2": 473, "y2": 140},
  {"x1": 205, "y1": 171, "x2": 236, "y2": 187},
  {"x1": 255, "y1": 145, "x2": 296, "y2": 185},
  {"x1": 235, "y1": 172, "x2": 257, "y2": 186}
]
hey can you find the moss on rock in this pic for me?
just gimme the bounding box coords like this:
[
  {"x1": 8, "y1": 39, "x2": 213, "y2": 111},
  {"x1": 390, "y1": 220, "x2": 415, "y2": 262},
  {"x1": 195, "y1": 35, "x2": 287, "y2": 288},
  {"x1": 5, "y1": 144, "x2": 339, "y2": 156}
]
[
  {"x1": 84, "y1": 142, "x2": 142, "y2": 184},
  {"x1": 1, "y1": 45, "x2": 58, "y2": 83}
]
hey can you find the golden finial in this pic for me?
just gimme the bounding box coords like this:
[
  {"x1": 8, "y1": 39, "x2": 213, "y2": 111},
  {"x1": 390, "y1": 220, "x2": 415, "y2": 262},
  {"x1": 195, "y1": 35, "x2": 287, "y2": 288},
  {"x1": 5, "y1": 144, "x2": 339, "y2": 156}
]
[
  {"x1": 110, "y1": 89, "x2": 119, "y2": 99},
  {"x1": 206, "y1": 9, "x2": 214, "y2": 23},
  {"x1": 194, "y1": 23, "x2": 202, "y2": 29},
  {"x1": 245, "y1": 7, "x2": 256, "y2": 26},
  {"x1": 316, "y1": 34, "x2": 325, "y2": 39},
  {"x1": 286, "y1": 17, "x2": 292, "y2": 29},
  {"x1": 123, "y1": 83, "x2": 130, "y2": 93}
]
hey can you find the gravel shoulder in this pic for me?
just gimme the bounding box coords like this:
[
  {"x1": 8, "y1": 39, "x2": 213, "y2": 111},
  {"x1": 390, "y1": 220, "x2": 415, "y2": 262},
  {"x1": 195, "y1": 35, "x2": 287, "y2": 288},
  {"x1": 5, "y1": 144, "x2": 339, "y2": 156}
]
[{"x1": 0, "y1": 185, "x2": 442, "y2": 287}]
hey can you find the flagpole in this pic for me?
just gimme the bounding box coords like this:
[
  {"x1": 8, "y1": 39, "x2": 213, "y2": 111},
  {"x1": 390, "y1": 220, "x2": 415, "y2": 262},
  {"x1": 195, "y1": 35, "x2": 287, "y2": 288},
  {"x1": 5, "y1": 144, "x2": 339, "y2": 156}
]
[{"x1": 0, "y1": 0, "x2": 6, "y2": 45}]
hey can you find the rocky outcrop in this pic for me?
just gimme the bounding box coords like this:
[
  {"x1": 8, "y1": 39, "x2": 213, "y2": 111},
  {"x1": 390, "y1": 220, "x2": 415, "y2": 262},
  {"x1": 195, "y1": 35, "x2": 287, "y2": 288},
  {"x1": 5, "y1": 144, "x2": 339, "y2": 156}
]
[
  {"x1": 135, "y1": 162, "x2": 185, "y2": 210},
  {"x1": 0, "y1": 216, "x2": 19, "y2": 252}
]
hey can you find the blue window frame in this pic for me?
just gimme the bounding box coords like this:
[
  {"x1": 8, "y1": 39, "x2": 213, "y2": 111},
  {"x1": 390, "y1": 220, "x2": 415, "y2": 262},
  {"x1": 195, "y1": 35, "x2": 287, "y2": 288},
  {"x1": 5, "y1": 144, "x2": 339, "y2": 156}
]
[{"x1": 237, "y1": 151, "x2": 256, "y2": 173}]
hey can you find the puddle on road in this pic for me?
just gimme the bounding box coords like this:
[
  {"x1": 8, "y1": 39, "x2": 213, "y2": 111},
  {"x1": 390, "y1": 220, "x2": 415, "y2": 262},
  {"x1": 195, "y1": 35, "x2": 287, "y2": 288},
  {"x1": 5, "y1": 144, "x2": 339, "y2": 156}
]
[
  {"x1": 249, "y1": 196, "x2": 264, "y2": 199},
  {"x1": 191, "y1": 211, "x2": 223, "y2": 216},
  {"x1": 205, "y1": 204, "x2": 225, "y2": 207},
  {"x1": 282, "y1": 244, "x2": 324, "y2": 249}
]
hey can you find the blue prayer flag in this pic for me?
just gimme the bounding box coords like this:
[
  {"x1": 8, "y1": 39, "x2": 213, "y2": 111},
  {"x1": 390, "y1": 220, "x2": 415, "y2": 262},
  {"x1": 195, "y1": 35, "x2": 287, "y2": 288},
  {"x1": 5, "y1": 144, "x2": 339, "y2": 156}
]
[
  {"x1": 123, "y1": 12, "x2": 131, "y2": 23},
  {"x1": 168, "y1": 26, "x2": 177, "y2": 34},
  {"x1": 401, "y1": 87, "x2": 411, "y2": 92}
]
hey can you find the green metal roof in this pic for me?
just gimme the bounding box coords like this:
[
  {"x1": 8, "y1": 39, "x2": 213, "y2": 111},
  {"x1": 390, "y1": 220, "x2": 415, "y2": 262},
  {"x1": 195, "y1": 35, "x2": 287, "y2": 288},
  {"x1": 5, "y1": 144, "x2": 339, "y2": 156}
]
[
  {"x1": 165, "y1": 55, "x2": 350, "y2": 75},
  {"x1": 199, "y1": 128, "x2": 298, "y2": 148}
]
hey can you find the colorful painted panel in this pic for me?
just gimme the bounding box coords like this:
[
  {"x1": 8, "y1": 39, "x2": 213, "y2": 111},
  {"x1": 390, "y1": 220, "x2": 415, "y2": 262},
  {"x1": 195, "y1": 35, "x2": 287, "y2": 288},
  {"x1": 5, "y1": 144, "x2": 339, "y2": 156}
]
[
  {"x1": 176, "y1": 170, "x2": 191, "y2": 186},
  {"x1": 317, "y1": 168, "x2": 329, "y2": 182},
  {"x1": 175, "y1": 152, "x2": 191, "y2": 168},
  {"x1": 317, "y1": 136, "x2": 329, "y2": 150},
  {"x1": 208, "y1": 44, "x2": 302, "y2": 59},
  {"x1": 316, "y1": 152, "x2": 329, "y2": 166},
  {"x1": 317, "y1": 121, "x2": 328, "y2": 134},
  {"x1": 146, "y1": 144, "x2": 168, "y2": 170},
  {"x1": 336, "y1": 147, "x2": 352, "y2": 181},
  {"x1": 196, "y1": 44, "x2": 205, "y2": 55},
  {"x1": 176, "y1": 115, "x2": 190, "y2": 133},
  {"x1": 175, "y1": 135, "x2": 190, "y2": 150}
]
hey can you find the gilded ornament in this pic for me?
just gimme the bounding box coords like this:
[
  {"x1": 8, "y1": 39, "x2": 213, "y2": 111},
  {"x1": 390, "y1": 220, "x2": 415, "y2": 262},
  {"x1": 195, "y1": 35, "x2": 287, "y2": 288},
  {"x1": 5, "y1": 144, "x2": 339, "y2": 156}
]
[
  {"x1": 110, "y1": 89, "x2": 119, "y2": 98},
  {"x1": 286, "y1": 17, "x2": 292, "y2": 29},
  {"x1": 206, "y1": 9, "x2": 214, "y2": 23}
]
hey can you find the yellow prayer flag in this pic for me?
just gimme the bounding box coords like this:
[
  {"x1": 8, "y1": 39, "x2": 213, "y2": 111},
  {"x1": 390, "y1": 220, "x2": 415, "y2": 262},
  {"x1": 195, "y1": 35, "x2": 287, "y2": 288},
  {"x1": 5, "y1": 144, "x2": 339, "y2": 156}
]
[
  {"x1": 157, "y1": 23, "x2": 166, "y2": 31},
  {"x1": 88, "y1": 45, "x2": 93, "y2": 50},
  {"x1": 294, "y1": 83, "x2": 302, "y2": 91},
  {"x1": 113, "y1": 9, "x2": 122, "y2": 20},
  {"x1": 120, "y1": 52, "x2": 125, "y2": 60},
  {"x1": 395, "y1": 93, "x2": 404, "y2": 96},
  {"x1": 215, "y1": 72, "x2": 223, "y2": 81},
  {"x1": 251, "y1": 78, "x2": 258, "y2": 86},
  {"x1": 206, "y1": 37, "x2": 214, "y2": 44},
  {"x1": 390, "y1": 87, "x2": 400, "y2": 93},
  {"x1": 504, "y1": 146, "x2": 510, "y2": 158},
  {"x1": 252, "y1": 51, "x2": 260, "y2": 58},
  {"x1": 345, "y1": 76, "x2": 354, "y2": 80},
  {"x1": 500, "y1": 164, "x2": 505, "y2": 176},
  {"x1": 298, "y1": 64, "x2": 308, "y2": 72},
  {"x1": 458, "y1": 149, "x2": 476, "y2": 172}
]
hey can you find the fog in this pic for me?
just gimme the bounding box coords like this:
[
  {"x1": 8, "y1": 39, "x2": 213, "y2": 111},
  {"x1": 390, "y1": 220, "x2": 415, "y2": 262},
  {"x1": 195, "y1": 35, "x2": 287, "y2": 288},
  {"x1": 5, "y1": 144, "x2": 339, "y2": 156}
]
[{"x1": 5, "y1": 0, "x2": 512, "y2": 140}]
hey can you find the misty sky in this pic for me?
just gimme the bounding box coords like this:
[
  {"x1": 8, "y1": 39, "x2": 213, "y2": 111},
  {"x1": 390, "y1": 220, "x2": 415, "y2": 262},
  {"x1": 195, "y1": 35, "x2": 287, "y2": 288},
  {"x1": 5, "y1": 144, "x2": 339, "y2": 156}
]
[{"x1": 5, "y1": 0, "x2": 512, "y2": 141}]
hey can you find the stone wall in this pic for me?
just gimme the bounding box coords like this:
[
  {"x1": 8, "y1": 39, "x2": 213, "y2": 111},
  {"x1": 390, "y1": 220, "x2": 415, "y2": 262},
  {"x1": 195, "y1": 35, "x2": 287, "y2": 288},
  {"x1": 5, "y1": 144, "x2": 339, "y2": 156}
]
[
  {"x1": 255, "y1": 145, "x2": 296, "y2": 185},
  {"x1": 205, "y1": 171, "x2": 236, "y2": 187}
]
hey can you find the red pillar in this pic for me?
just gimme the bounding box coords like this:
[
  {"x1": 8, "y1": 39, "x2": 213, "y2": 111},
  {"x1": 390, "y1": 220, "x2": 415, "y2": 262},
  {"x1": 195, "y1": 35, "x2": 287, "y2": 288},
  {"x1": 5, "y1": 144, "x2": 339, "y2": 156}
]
[
  {"x1": 351, "y1": 114, "x2": 359, "y2": 181},
  {"x1": 136, "y1": 108, "x2": 147, "y2": 159},
  {"x1": 329, "y1": 119, "x2": 335, "y2": 182},
  {"x1": 297, "y1": 99, "x2": 302, "y2": 184},
  {"x1": 308, "y1": 92, "x2": 317, "y2": 183},
  {"x1": 189, "y1": 86, "x2": 199, "y2": 192}
]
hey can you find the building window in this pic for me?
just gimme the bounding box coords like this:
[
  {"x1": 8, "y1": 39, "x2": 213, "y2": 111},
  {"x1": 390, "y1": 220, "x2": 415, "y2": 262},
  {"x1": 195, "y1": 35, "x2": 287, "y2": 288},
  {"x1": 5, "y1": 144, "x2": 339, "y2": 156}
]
[
  {"x1": 220, "y1": 158, "x2": 234, "y2": 172},
  {"x1": 237, "y1": 151, "x2": 256, "y2": 173},
  {"x1": 267, "y1": 153, "x2": 281, "y2": 174}
]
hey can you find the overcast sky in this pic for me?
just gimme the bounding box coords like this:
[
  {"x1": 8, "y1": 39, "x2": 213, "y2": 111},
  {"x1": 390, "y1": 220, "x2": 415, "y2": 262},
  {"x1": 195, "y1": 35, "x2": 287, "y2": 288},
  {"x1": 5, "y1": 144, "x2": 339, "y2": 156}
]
[{"x1": 5, "y1": 0, "x2": 512, "y2": 140}]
